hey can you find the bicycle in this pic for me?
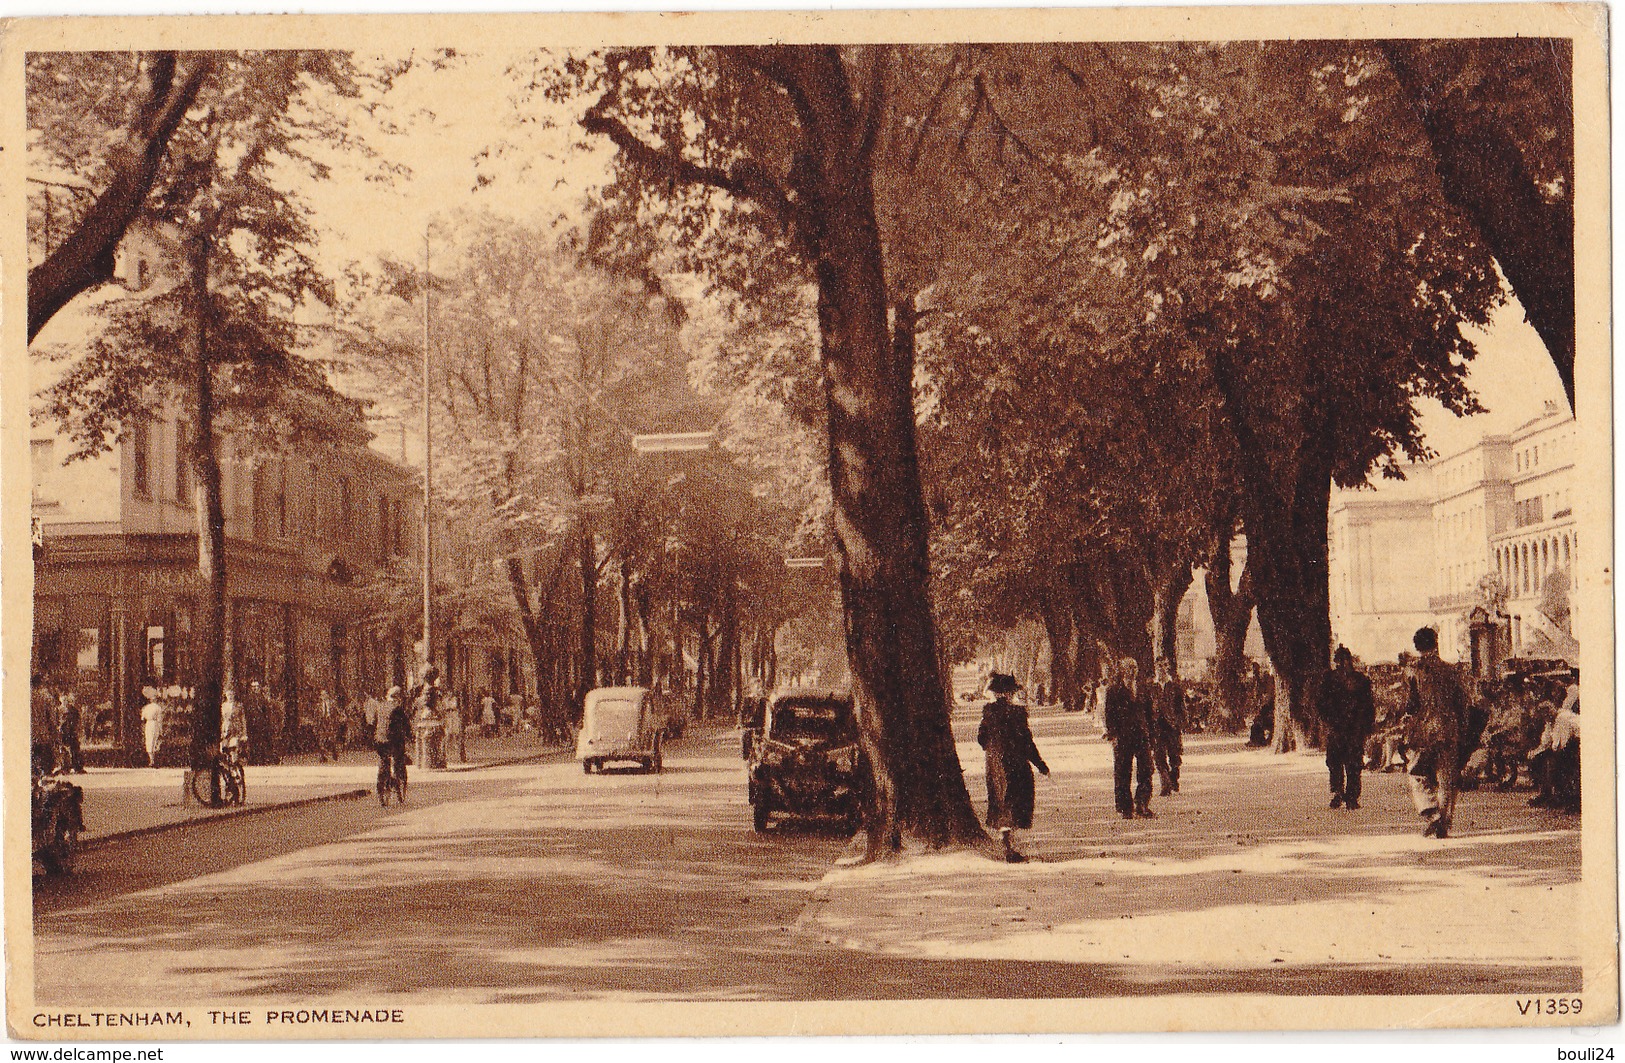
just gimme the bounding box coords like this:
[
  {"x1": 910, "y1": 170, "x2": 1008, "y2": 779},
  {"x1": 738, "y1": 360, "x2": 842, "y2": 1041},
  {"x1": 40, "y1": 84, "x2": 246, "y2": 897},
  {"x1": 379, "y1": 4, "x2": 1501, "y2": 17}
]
[
  {"x1": 376, "y1": 743, "x2": 407, "y2": 806},
  {"x1": 189, "y1": 738, "x2": 247, "y2": 809}
]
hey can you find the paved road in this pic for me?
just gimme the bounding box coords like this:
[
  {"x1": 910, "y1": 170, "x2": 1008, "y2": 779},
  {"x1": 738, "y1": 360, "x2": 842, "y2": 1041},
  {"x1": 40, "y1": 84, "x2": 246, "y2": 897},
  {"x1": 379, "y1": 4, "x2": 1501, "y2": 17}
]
[{"x1": 31, "y1": 721, "x2": 1579, "y2": 1006}]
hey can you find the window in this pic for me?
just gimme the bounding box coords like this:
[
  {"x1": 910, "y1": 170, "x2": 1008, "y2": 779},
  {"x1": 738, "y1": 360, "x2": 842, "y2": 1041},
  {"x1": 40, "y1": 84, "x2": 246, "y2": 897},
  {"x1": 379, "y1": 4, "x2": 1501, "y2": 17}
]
[
  {"x1": 131, "y1": 421, "x2": 151, "y2": 498},
  {"x1": 175, "y1": 421, "x2": 192, "y2": 505},
  {"x1": 30, "y1": 439, "x2": 54, "y2": 503}
]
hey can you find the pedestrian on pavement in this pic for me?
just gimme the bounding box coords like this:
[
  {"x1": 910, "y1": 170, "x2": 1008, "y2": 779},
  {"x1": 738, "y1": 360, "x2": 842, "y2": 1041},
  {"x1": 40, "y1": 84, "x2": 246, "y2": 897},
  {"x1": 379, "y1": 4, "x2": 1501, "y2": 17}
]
[
  {"x1": 316, "y1": 688, "x2": 340, "y2": 763},
  {"x1": 56, "y1": 691, "x2": 84, "y2": 774},
  {"x1": 481, "y1": 689, "x2": 498, "y2": 738},
  {"x1": 444, "y1": 693, "x2": 465, "y2": 762},
  {"x1": 245, "y1": 680, "x2": 276, "y2": 765},
  {"x1": 1151, "y1": 660, "x2": 1185, "y2": 796},
  {"x1": 1105, "y1": 658, "x2": 1156, "y2": 819},
  {"x1": 977, "y1": 672, "x2": 1049, "y2": 862},
  {"x1": 32, "y1": 675, "x2": 60, "y2": 775},
  {"x1": 141, "y1": 687, "x2": 165, "y2": 768},
  {"x1": 1403, "y1": 627, "x2": 1471, "y2": 838},
  {"x1": 1322, "y1": 645, "x2": 1375, "y2": 810}
]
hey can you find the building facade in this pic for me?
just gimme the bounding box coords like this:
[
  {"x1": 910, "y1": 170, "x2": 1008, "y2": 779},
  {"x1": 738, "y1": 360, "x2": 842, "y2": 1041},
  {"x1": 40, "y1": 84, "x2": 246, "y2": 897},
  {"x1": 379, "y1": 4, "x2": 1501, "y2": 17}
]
[
  {"x1": 1324, "y1": 405, "x2": 1577, "y2": 665},
  {"x1": 1328, "y1": 465, "x2": 1439, "y2": 664},
  {"x1": 1425, "y1": 436, "x2": 1515, "y2": 656},
  {"x1": 31, "y1": 396, "x2": 425, "y2": 760},
  {"x1": 29, "y1": 227, "x2": 432, "y2": 760},
  {"x1": 1488, "y1": 407, "x2": 1579, "y2": 658}
]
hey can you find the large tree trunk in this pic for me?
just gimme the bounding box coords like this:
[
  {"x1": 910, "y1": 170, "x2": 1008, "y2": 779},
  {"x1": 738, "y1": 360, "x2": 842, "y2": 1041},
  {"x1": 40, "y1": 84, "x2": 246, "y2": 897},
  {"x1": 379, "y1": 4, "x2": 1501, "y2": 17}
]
[
  {"x1": 579, "y1": 47, "x2": 984, "y2": 854},
  {"x1": 1250, "y1": 450, "x2": 1334, "y2": 755},
  {"x1": 789, "y1": 50, "x2": 987, "y2": 855},
  {"x1": 1207, "y1": 344, "x2": 1333, "y2": 754},
  {"x1": 710, "y1": 587, "x2": 738, "y2": 718},
  {"x1": 633, "y1": 575, "x2": 653, "y2": 685},
  {"x1": 692, "y1": 618, "x2": 709, "y2": 721},
  {"x1": 1205, "y1": 540, "x2": 1255, "y2": 732},
  {"x1": 504, "y1": 558, "x2": 553, "y2": 736},
  {"x1": 184, "y1": 234, "x2": 225, "y2": 774},
  {"x1": 1039, "y1": 595, "x2": 1075, "y2": 712},
  {"x1": 576, "y1": 523, "x2": 596, "y2": 706},
  {"x1": 615, "y1": 556, "x2": 633, "y2": 685},
  {"x1": 1151, "y1": 563, "x2": 1194, "y2": 676}
]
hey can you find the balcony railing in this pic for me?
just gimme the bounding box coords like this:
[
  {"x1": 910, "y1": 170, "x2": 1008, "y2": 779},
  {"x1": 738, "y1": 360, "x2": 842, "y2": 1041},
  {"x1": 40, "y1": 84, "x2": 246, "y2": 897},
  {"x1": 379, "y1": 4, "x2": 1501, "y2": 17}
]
[{"x1": 1428, "y1": 590, "x2": 1482, "y2": 611}]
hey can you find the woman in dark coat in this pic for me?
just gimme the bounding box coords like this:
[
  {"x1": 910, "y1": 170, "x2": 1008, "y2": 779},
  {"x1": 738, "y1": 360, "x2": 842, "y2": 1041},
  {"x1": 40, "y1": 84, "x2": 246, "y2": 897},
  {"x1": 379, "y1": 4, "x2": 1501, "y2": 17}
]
[{"x1": 977, "y1": 672, "x2": 1050, "y2": 862}]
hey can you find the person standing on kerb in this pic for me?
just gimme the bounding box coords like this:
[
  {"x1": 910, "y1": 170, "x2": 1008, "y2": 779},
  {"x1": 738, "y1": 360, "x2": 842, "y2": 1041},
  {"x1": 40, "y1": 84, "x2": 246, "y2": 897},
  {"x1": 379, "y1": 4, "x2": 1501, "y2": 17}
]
[{"x1": 977, "y1": 672, "x2": 1050, "y2": 863}]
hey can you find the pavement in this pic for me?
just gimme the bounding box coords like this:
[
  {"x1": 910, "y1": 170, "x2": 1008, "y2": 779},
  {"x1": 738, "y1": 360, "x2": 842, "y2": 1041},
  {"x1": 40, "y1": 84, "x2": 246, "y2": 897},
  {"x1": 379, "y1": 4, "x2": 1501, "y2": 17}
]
[
  {"x1": 799, "y1": 703, "x2": 1584, "y2": 983},
  {"x1": 66, "y1": 731, "x2": 570, "y2": 847},
  {"x1": 31, "y1": 708, "x2": 1583, "y2": 1010}
]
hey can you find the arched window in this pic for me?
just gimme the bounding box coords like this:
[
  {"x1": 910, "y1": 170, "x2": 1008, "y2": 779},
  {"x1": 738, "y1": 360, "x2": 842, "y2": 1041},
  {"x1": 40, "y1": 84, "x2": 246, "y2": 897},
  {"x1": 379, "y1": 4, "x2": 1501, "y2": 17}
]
[
  {"x1": 1563, "y1": 535, "x2": 1571, "y2": 568},
  {"x1": 1522, "y1": 542, "x2": 1532, "y2": 594}
]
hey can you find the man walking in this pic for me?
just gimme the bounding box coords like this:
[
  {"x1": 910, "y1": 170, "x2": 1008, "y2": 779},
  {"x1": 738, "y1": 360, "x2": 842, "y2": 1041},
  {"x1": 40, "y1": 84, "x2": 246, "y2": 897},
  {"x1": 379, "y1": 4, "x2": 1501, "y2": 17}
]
[
  {"x1": 1322, "y1": 645, "x2": 1375, "y2": 809},
  {"x1": 1404, "y1": 627, "x2": 1471, "y2": 838},
  {"x1": 1105, "y1": 658, "x2": 1155, "y2": 819},
  {"x1": 1151, "y1": 660, "x2": 1185, "y2": 796}
]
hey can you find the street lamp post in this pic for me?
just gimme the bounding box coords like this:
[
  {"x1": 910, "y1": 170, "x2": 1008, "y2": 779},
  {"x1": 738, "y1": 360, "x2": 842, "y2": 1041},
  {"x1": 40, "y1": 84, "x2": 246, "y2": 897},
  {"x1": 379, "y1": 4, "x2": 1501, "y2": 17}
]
[{"x1": 421, "y1": 226, "x2": 434, "y2": 679}]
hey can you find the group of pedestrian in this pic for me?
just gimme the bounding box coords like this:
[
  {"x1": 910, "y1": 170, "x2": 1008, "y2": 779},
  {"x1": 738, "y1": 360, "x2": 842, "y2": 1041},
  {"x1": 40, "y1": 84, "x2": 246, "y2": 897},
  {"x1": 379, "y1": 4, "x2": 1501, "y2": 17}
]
[
  {"x1": 974, "y1": 622, "x2": 1567, "y2": 859},
  {"x1": 975, "y1": 655, "x2": 1186, "y2": 861},
  {"x1": 30, "y1": 678, "x2": 87, "y2": 776},
  {"x1": 1102, "y1": 658, "x2": 1185, "y2": 820}
]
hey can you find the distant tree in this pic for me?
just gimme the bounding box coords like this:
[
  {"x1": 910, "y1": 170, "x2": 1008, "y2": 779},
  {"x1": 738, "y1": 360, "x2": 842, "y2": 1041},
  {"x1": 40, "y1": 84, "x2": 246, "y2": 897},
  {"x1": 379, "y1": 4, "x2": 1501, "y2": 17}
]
[{"x1": 341, "y1": 215, "x2": 709, "y2": 729}]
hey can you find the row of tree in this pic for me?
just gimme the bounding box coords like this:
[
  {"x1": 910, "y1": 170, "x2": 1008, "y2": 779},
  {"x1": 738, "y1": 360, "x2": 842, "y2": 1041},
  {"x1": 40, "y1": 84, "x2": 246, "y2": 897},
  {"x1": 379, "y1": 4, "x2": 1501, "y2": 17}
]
[
  {"x1": 547, "y1": 39, "x2": 1573, "y2": 854},
  {"x1": 337, "y1": 215, "x2": 837, "y2": 733},
  {"x1": 28, "y1": 40, "x2": 1573, "y2": 855}
]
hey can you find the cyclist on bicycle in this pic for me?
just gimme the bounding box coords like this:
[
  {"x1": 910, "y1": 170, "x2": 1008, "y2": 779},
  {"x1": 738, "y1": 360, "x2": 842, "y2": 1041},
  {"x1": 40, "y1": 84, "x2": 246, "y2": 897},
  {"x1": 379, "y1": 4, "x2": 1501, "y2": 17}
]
[
  {"x1": 221, "y1": 690, "x2": 249, "y2": 762},
  {"x1": 373, "y1": 685, "x2": 411, "y2": 796}
]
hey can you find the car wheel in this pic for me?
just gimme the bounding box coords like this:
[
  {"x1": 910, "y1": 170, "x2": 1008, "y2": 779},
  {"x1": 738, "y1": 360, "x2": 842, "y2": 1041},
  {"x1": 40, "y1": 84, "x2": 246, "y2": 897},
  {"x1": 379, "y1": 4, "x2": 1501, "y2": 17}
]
[{"x1": 753, "y1": 791, "x2": 771, "y2": 833}]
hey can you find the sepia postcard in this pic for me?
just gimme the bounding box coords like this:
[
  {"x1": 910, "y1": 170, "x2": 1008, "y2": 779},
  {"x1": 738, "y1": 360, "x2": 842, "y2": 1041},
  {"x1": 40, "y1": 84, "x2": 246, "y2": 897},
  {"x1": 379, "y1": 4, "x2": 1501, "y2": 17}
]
[{"x1": 1, "y1": 3, "x2": 1615, "y2": 1040}]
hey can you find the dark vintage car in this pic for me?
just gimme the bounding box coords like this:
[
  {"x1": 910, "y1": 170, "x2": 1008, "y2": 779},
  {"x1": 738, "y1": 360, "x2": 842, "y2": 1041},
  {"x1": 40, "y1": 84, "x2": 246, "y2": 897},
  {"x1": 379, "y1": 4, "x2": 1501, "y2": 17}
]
[{"x1": 747, "y1": 690, "x2": 863, "y2": 834}]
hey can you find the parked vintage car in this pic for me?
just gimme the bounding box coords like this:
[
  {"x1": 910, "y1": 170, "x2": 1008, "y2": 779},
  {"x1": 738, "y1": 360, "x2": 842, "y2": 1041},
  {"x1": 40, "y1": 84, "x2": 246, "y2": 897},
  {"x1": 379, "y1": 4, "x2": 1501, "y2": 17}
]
[
  {"x1": 577, "y1": 686, "x2": 663, "y2": 774},
  {"x1": 747, "y1": 689, "x2": 863, "y2": 833}
]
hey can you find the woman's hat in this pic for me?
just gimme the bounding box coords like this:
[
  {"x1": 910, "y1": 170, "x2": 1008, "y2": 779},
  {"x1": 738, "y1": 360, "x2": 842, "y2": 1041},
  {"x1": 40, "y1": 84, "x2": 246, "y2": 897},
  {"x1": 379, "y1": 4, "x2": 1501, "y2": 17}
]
[{"x1": 988, "y1": 672, "x2": 1019, "y2": 695}]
